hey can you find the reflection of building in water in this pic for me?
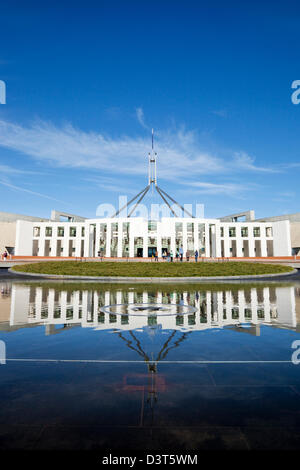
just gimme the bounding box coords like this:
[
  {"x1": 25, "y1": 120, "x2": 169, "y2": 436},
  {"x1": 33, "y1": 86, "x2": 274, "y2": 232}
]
[
  {"x1": 9, "y1": 284, "x2": 297, "y2": 334},
  {"x1": 0, "y1": 283, "x2": 11, "y2": 324}
]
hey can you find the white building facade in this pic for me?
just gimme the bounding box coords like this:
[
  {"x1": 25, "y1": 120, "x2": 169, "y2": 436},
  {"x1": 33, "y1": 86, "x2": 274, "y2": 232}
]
[{"x1": 15, "y1": 216, "x2": 291, "y2": 258}]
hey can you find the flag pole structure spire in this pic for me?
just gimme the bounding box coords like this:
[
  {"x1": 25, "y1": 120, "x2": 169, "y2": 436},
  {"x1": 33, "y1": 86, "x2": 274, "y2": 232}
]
[{"x1": 112, "y1": 130, "x2": 194, "y2": 218}]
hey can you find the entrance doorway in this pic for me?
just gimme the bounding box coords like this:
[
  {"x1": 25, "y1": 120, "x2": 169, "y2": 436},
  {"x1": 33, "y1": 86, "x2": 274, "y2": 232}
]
[
  {"x1": 137, "y1": 247, "x2": 143, "y2": 257},
  {"x1": 148, "y1": 247, "x2": 157, "y2": 258}
]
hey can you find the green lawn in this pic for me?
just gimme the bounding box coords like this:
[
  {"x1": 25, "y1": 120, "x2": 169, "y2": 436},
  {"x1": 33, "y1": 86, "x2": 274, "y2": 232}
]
[{"x1": 12, "y1": 260, "x2": 294, "y2": 277}]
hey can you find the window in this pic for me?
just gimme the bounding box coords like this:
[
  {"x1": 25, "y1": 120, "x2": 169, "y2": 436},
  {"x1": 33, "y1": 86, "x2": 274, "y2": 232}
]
[
  {"x1": 253, "y1": 227, "x2": 260, "y2": 237},
  {"x1": 241, "y1": 227, "x2": 248, "y2": 237},
  {"x1": 45, "y1": 227, "x2": 52, "y2": 237},
  {"x1": 57, "y1": 227, "x2": 64, "y2": 237},
  {"x1": 148, "y1": 220, "x2": 157, "y2": 231},
  {"x1": 81, "y1": 227, "x2": 85, "y2": 237},
  {"x1": 257, "y1": 309, "x2": 265, "y2": 319},
  {"x1": 70, "y1": 227, "x2": 76, "y2": 237},
  {"x1": 33, "y1": 227, "x2": 40, "y2": 237},
  {"x1": 220, "y1": 227, "x2": 224, "y2": 237},
  {"x1": 266, "y1": 227, "x2": 273, "y2": 237},
  {"x1": 229, "y1": 227, "x2": 236, "y2": 237},
  {"x1": 244, "y1": 308, "x2": 252, "y2": 319}
]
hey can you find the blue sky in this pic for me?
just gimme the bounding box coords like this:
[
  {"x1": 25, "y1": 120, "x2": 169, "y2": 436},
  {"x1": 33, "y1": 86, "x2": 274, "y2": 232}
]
[{"x1": 0, "y1": 0, "x2": 299, "y2": 219}]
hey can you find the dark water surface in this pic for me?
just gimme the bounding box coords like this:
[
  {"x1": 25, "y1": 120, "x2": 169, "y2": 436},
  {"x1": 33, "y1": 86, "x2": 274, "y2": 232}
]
[{"x1": 1, "y1": 278, "x2": 300, "y2": 452}]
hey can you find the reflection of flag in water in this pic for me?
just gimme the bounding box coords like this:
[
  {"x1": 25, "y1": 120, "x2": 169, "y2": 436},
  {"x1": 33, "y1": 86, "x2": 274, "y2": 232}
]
[{"x1": 120, "y1": 373, "x2": 166, "y2": 393}]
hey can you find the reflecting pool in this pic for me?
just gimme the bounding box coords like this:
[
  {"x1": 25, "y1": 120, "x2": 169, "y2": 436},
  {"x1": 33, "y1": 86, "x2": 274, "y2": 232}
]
[{"x1": 1, "y1": 279, "x2": 300, "y2": 451}]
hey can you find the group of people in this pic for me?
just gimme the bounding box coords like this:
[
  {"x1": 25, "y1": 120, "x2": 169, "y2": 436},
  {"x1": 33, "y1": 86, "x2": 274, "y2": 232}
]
[
  {"x1": 1, "y1": 251, "x2": 8, "y2": 261},
  {"x1": 154, "y1": 248, "x2": 200, "y2": 262}
]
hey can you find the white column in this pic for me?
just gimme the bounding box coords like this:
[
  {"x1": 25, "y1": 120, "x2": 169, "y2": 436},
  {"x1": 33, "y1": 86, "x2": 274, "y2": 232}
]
[
  {"x1": 60, "y1": 291, "x2": 67, "y2": 322},
  {"x1": 35, "y1": 288, "x2": 43, "y2": 322},
  {"x1": 129, "y1": 228, "x2": 134, "y2": 258},
  {"x1": 73, "y1": 291, "x2": 80, "y2": 321},
  {"x1": 263, "y1": 287, "x2": 271, "y2": 323},
  {"x1": 194, "y1": 222, "x2": 199, "y2": 252},
  {"x1": 48, "y1": 289, "x2": 55, "y2": 320},
  {"x1": 261, "y1": 237, "x2": 267, "y2": 257},
  {"x1": 143, "y1": 236, "x2": 148, "y2": 258},
  {"x1": 39, "y1": 236, "x2": 45, "y2": 256},
  {"x1": 238, "y1": 290, "x2": 245, "y2": 322},
  {"x1": 251, "y1": 288, "x2": 258, "y2": 323},
  {"x1": 236, "y1": 235, "x2": 243, "y2": 257},
  {"x1": 205, "y1": 223, "x2": 210, "y2": 257},
  {"x1": 223, "y1": 231, "x2": 231, "y2": 257},
  {"x1": 94, "y1": 223, "x2": 100, "y2": 257},
  {"x1": 206, "y1": 291, "x2": 212, "y2": 327},
  {"x1": 217, "y1": 292, "x2": 223, "y2": 327},
  {"x1": 210, "y1": 225, "x2": 216, "y2": 257},
  {"x1": 50, "y1": 226, "x2": 56, "y2": 257},
  {"x1": 75, "y1": 230, "x2": 81, "y2": 257},
  {"x1": 106, "y1": 223, "x2": 111, "y2": 257},
  {"x1": 117, "y1": 222, "x2": 123, "y2": 258},
  {"x1": 183, "y1": 222, "x2": 187, "y2": 256},
  {"x1": 248, "y1": 229, "x2": 255, "y2": 257},
  {"x1": 116, "y1": 291, "x2": 122, "y2": 304}
]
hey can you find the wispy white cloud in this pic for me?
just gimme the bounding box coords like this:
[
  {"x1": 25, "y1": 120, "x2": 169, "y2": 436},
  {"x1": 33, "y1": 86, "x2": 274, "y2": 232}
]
[
  {"x1": 233, "y1": 152, "x2": 280, "y2": 173},
  {"x1": 135, "y1": 107, "x2": 148, "y2": 129},
  {"x1": 0, "y1": 179, "x2": 69, "y2": 204},
  {"x1": 84, "y1": 176, "x2": 139, "y2": 195},
  {"x1": 0, "y1": 119, "x2": 224, "y2": 179},
  {"x1": 181, "y1": 180, "x2": 254, "y2": 196},
  {"x1": 0, "y1": 118, "x2": 283, "y2": 189},
  {"x1": 0, "y1": 163, "x2": 43, "y2": 175}
]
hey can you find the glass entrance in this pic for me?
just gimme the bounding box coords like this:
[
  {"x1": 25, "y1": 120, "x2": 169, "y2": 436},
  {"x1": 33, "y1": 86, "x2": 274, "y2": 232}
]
[{"x1": 148, "y1": 247, "x2": 157, "y2": 258}]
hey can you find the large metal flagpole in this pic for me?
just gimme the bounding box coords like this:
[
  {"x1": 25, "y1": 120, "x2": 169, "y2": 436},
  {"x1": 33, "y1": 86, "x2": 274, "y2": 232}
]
[{"x1": 111, "y1": 129, "x2": 194, "y2": 218}]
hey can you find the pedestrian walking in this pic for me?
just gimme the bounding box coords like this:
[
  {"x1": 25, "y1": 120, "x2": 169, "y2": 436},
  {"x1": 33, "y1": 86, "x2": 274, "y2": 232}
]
[
  {"x1": 170, "y1": 250, "x2": 173, "y2": 262},
  {"x1": 195, "y1": 249, "x2": 198, "y2": 262},
  {"x1": 179, "y1": 246, "x2": 183, "y2": 262},
  {"x1": 175, "y1": 250, "x2": 179, "y2": 261},
  {"x1": 186, "y1": 250, "x2": 190, "y2": 262},
  {"x1": 155, "y1": 250, "x2": 159, "y2": 262}
]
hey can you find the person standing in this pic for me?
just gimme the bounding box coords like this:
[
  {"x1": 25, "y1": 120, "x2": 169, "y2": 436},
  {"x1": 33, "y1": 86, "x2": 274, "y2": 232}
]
[
  {"x1": 179, "y1": 246, "x2": 183, "y2": 262},
  {"x1": 170, "y1": 250, "x2": 174, "y2": 262},
  {"x1": 155, "y1": 250, "x2": 158, "y2": 262},
  {"x1": 186, "y1": 250, "x2": 190, "y2": 262},
  {"x1": 175, "y1": 250, "x2": 179, "y2": 261},
  {"x1": 195, "y1": 249, "x2": 198, "y2": 262}
]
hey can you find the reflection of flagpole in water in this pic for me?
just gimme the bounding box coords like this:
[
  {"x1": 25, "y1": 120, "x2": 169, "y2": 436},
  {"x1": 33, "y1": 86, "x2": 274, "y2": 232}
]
[{"x1": 117, "y1": 327, "x2": 191, "y2": 424}]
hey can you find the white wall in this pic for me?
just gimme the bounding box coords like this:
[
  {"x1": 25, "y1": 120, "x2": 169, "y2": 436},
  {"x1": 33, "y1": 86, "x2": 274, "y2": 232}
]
[
  {"x1": 15, "y1": 220, "x2": 34, "y2": 256},
  {"x1": 0, "y1": 221, "x2": 16, "y2": 253},
  {"x1": 272, "y1": 220, "x2": 291, "y2": 256}
]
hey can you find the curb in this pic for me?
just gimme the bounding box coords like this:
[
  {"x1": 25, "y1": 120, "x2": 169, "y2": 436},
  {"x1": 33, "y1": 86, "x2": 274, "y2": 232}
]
[{"x1": 8, "y1": 268, "x2": 298, "y2": 283}]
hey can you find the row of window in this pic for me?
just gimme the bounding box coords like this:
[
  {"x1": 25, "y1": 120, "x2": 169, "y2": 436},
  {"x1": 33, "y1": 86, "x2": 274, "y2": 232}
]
[
  {"x1": 34, "y1": 226, "x2": 85, "y2": 237},
  {"x1": 33, "y1": 225, "x2": 273, "y2": 239},
  {"x1": 221, "y1": 226, "x2": 272, "y2": 238}
]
